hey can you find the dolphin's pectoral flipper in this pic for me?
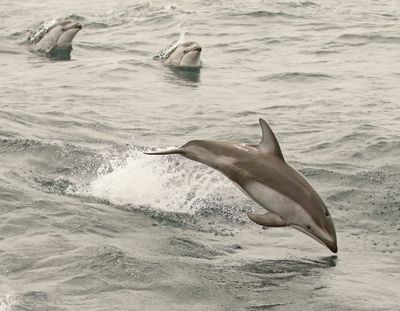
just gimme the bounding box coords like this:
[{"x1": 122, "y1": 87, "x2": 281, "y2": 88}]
[{"x1": 247, "y1": 211, "x2": 287, "y2": 227}]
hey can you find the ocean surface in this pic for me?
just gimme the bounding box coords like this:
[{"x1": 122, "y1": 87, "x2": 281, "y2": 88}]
[{"x1": 1, "y1": 0, "x2": 399, "y2": 310}]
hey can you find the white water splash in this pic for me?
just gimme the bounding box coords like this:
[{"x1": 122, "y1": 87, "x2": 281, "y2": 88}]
[
  {"x1": 79, "y1": 147, "x2": 243, "y2": 215},
  {"x1": 0, "y1": 295, "x2": 16, "y2": 311},
  {"x1": 178, "y1": 21, "x2": 186, "y2": 42},
  {"x1": 26, "y1": 18, "x2": 60, "y2": 44},
  {"x1": 155, "y1": 24, "x2": 186, "y2": 60},
  {"x1": 155, "y1": 40, "x2": 180, "y2": 60}
]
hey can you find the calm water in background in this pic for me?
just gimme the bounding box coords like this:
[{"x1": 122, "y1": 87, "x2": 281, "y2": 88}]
[{"x1": 0, "y1": 0, "x2": 399, "y2": 310}]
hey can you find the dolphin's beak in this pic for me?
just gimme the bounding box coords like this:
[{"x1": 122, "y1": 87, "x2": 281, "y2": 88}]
[
  {"x1": 321, "y1": 218, "x2": 338, "y2": 253},
  {"x1": 326, "y1": 240, "x2": 338, "y2": 253},
  {"x1": 180, "y1": 46, "x2": 202, "y2": 68},
  {"x1": 314, "y1": 228, "x2": 338, "y2": 253},
  {"x1": 291, "y1": 224, "x2": 338, "y2": 253},
  {"x1": 57, "y1": 22, "x2": 82, "y2": 47}
]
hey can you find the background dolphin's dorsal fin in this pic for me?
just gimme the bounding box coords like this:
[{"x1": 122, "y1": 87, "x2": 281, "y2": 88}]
[{"x1": 257, "y1": 118, "x2": 285, "y2": 161}]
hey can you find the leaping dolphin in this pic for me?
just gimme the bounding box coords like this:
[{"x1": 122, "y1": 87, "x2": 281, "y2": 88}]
[
  {"x1": 145, "y1": 119, "x2": 338, "y2": 253},
  {"x1": 28, "y1": 20, "x2": 82, "y2": 60},
  {"x1": 155, "y1": 40, "x2": 202, "y2": 68}
]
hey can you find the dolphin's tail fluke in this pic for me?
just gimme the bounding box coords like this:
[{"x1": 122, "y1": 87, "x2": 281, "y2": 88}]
[{"x1": 144, "y1": 147, "x2": 184, "y2": 155}]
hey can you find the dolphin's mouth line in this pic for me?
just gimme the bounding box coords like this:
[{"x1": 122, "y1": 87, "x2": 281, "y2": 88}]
[
  {"x1": 62, "y1": 23, "x2": 82, "y2": 32},
  {"x1": 291, "y1": 225, "x2": 338, "y2": 253},
  {"x1": 184, "y1": 46, "x2": 202, "y2": 54},
  {"x1": 56, "y1": 23, "x2": 82, "y2": 48}
]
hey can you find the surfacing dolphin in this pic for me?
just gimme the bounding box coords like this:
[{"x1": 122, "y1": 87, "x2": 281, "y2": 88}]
[
  {"x1": 28, "y1": 20, "x2": 82, "y2": 60},
  {"x1": 155, "y1": 40, "x2": 202, "y2": 68},
  {"x1": 145, "y1": 119, "x2": 338, "y2": 253}
]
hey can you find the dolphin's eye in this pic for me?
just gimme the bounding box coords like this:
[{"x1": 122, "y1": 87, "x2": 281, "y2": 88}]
[
  {"x1": 306, "y1": 225, "x2": 311, "y2": 230},
  {"x1": 325, "y1": 211, "x2": 330, "y2": 217}
]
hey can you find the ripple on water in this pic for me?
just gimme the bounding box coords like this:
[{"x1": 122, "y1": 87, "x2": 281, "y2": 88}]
[
  {"x1": 230, "y1": 10, "x2": 302, "y2": 19},
  {"x1": 163, "y1": 237, "x2": 224, "y2": 260},
  {"x1": 285, "y1": 1, "x2": 319, "y2": 8},
  {"x1": 0, "y1": 295, "x2": 17, "y2": 311},
  {"x1": 258, "y1": 72, "x2": 334, "y2": 82},
  {"x1": 337, "y1": 33, "x2": 400, "y2": 46}
]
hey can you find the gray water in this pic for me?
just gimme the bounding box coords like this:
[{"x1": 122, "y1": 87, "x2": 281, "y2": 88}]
[{"x1": 1, "y1": 0, "x2": 400, "y2": 310}]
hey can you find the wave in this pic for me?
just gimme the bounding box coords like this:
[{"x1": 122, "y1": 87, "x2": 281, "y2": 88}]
[
  {"x1": 337, "y1": 33, "x2": 400, "y2": 45},
  {"x1": 0, "y1": 139, "x2": 251, "y2": 224},
  {"x1": 310, "y1": 124, "x2": 400, "y2": 162},
  {"x1": 75, "y1": 146, "x2": 251, "y2": 222},
  {"x1": 0, "y1": 295, "x2": 16, "y2": 311},
  {"x1": 231, "y1": 10, "x2": 302, "y2": 19},
  {"x1": 3, "y1": 130, "x2": 399, "y2": 229},
  {"x1": 285, "y1": 1, "x2": 319, "y2": 8},
  {"x1": 259, "y1": 72, "x2": 334, "y2": 82}
]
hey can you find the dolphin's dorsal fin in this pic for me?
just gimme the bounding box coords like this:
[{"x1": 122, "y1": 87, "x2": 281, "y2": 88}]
[{"x1": 257, "y1": 118, "x2": 285, "y2": 161}]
